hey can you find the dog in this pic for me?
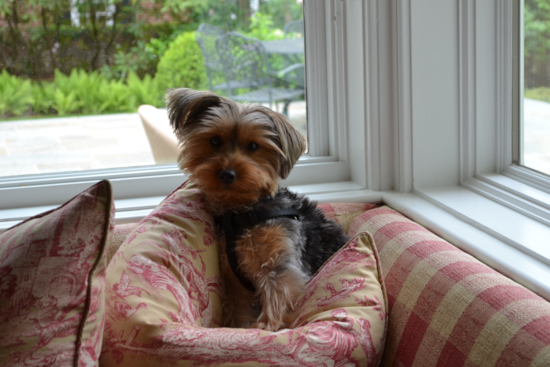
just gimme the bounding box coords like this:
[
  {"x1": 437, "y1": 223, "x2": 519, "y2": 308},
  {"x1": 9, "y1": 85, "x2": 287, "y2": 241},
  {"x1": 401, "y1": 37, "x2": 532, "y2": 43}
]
[{"x1": 166, "y1": 88, "x2": 350, "y2": 331}]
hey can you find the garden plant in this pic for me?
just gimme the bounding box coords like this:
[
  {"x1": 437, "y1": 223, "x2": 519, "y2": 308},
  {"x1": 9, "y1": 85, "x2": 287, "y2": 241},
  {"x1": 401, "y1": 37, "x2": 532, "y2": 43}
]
[{"x1": 0, "y1": 0, "x2": 303, "y2": 120}]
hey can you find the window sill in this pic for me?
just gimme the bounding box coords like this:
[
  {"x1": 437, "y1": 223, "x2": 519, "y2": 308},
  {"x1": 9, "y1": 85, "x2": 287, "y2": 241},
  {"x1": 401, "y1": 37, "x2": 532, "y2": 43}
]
[
  {"x1": 3, "y1": 173, "x2": 547, "y2": 300},
  {"x1": 0, "y1": 180, "x2": 377, "y2": 230},
  {"x1": 392, "y1": 184, "x2": 550, "y2": 300}
]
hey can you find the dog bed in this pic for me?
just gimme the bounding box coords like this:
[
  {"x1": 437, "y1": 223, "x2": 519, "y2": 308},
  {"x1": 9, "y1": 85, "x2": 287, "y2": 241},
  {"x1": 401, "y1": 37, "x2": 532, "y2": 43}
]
[{"x1": 99, "y1": 181, "x2": 388, "y2": 366}]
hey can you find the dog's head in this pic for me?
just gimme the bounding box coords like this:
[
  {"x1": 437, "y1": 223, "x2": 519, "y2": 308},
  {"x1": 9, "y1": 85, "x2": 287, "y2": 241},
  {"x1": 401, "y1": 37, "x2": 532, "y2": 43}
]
[{"x1": 166, "y1": 88, "x2": 306, "y2": 210}]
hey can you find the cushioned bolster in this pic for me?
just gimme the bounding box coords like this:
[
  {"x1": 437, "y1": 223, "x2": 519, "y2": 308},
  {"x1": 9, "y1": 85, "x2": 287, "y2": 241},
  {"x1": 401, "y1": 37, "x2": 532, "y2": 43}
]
[{"x1": 349, "y1": 206, "x2": 550, "y2": 367}]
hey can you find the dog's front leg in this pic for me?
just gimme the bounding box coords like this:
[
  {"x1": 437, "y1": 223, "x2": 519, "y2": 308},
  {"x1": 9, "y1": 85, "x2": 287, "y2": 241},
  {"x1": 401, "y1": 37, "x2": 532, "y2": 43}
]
[
  {"x1": 237, "y1": 223, "x2": 308, "y2": 331},
  {"x1": 253, "y1": 263, "x2": 306, "y2": 331}
]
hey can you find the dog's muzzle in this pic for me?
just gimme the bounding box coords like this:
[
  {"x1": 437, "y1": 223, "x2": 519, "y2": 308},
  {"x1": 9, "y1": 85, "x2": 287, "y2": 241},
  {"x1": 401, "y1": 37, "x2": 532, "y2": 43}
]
[{"x1": 219, "y1": 169, "x2": 237, "y2": 184}]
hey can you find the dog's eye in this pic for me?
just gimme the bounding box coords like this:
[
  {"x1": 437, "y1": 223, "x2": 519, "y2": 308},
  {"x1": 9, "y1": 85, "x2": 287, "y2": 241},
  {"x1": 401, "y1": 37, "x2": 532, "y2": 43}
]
[
  {"x1": 246, "y1": 142, "x2": 259, "y2": 152},
  {"x1": 210, "y1": 136, "x2": 222, "y2": 148}
]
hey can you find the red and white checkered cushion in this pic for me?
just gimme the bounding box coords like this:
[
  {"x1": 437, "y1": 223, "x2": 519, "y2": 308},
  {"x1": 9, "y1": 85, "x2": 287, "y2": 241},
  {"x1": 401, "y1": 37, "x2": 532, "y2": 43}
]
[
  {"x1": 349, "y1": 206, "x2": 550, "y2": 367},
  {"x1": 318, "y1": 202, "x2": 378, "y2": 234}
]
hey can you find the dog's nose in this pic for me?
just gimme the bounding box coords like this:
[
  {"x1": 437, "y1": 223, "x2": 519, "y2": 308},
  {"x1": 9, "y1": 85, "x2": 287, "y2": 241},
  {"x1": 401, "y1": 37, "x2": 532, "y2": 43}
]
[{"x1": 219, "y1": 169, "x2": 237, "y2": 184}]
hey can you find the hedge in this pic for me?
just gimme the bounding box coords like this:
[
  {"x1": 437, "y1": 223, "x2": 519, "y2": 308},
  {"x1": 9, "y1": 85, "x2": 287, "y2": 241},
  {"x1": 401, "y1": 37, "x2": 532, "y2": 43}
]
[
  {"x1": 155, "y1": 31, "x2": 208, "y2": 93},
  {"x1": 0, "y1": 69, "x2": 165, "y2": 119}
]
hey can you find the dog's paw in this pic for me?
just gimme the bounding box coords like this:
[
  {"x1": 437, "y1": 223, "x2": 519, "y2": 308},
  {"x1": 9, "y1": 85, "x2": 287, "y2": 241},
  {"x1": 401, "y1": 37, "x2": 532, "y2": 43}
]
[
  {"x1": 250, "y1": 321, "x2": 267, "y2": 330},
  {"x1": 252, "y1": 318, "x2": 286, "y2": 331}
]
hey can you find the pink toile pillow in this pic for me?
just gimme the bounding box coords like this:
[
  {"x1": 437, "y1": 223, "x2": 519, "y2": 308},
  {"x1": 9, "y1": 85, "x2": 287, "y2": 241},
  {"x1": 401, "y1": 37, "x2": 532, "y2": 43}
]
[
  {"x1": 101, "y1": 181, "x2": 388, "y2": 366},
  {"x1": 0, "y1": 180, "x2": 114, "y2": 367}
]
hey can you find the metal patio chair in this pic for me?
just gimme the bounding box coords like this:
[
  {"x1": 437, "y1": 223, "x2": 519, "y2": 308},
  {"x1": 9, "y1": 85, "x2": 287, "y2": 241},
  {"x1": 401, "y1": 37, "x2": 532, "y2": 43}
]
[
  {"x1": 195, "y1": 23, "x2": 225, "y2": 91},
  {"x1": 215, "y1": 32, "x2": 304, "y2": 116},
  {"x1": 284, "y1": 19, "x2": 304, "y2": 39},
  {"x1": 196, "y1": 23, "x2": 255, "y2": 94},
  {"x1": 281, "y1": 19, "x2": 305, "y2": 84}
]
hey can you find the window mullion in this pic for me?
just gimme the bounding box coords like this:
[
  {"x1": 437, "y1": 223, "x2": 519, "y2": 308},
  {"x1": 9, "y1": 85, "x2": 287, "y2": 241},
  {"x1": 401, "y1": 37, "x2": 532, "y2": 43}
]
[
  {"x1": 495, "y1": 0, "x2": 514, "y2": 173},
  {"x1": 512, "y1": 0, "x2": 524, "y2": 166},
  {"x1": 303, "y1": 0, "x2": 330, "y2": 157}
]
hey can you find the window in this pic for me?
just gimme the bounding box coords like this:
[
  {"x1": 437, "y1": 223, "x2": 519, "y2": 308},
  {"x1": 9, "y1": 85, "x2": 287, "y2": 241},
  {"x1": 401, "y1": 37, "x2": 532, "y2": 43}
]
[
  {"x1": 2, "y1": 0, "x2": 550, "y2": 298},
  {"x1": 518, "y1": 0, "x2": 550, "y2": 177},
  {"x1": 358, "y1": 0, "x2": 550, "y2": 299},
  {"x1": 0, "y1": 0, "x2": 309, "y2": 179},
  {"x1": 0, "y1": 1, "x2": 351, "y2": 224}
]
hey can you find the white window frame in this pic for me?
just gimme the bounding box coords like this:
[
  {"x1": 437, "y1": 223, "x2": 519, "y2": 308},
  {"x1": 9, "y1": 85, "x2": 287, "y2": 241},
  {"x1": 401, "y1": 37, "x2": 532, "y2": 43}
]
[
  {"x1": 382, "y1": 0, "x2": 550, "y2": 299},
  {"x1": 0, "y1": 1, "x2": 357, "y2": 226},
  {"x1": 2, "y1": 0, "x2": 550, "y2": 299}
]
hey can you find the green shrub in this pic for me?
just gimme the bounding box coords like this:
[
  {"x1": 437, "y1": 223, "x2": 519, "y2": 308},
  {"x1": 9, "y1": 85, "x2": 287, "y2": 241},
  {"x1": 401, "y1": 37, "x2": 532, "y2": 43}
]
[
  {"x1": 56, "y1": 69, "x2": 128, "y2": 115},
  {"x1": 258, "y1": 0, "x2": 303, "y2": 30},
  {"x1": 52, "y1": 69, "x2": 87, "y2": 115},
  {"x1": 127, "y1": 71, "x2": 163, "y2": 108},
  {"x1": 525, "y1": 87, "x2": 550, "y2": 103},
  {"x1": 155, "y1": 31, "x2": 207, "y2": 94},
  {"x1": 52, "y1": 88, "x2": 80, "y2": 116},
  {"x1": 30, "y1": 82, "x2": 56, "y2": 115},
  {"x1": 105, "y1": 40, "x2": 159, "y2": 80},
  {"x1": 50, "y1": 69, "x2": 162, "y2": 115},
  {"x1": 0, "y1": 70, "x2": 33, "y2": 116},
  {"x1": 96, "y1": 79, "x2": 133, "y2": 114},
  {"x1": 244, "y1": 12, "x2": 284, "y2": 41},
  {"x1": 0, "y1": 68, "x2": 167, "y2": 120}
]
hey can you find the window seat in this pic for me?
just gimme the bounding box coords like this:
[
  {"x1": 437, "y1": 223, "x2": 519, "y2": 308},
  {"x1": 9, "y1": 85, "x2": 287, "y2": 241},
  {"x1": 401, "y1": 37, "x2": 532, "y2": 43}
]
[{"x1": 105, "y1": 202, "x2": 550, "y2": 366}]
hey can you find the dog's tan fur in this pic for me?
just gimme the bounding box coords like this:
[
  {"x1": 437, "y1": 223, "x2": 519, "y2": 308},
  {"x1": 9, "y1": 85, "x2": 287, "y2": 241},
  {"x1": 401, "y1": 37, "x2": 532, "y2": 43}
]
[{"x1": 167, "y1": 88, "x2": 307, "y2": 330}]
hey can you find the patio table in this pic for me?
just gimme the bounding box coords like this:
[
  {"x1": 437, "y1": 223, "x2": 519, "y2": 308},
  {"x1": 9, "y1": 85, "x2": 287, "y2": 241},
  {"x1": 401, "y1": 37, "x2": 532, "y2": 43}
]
[
  {"x1": 261, "y1": 39, "x2": 304, "y2": 55},
  {"x1": 261, "y1": 38, "x2": 305, "y2": 91}
]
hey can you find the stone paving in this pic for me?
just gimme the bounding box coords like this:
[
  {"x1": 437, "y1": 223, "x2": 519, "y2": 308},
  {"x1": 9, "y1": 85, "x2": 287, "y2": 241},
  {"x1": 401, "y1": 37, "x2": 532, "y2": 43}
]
[
  {"x1": 0, "y1": 101, "x2": 307, "y2": 178},
  {"x1": 0, "y1": 99, "x2": 548, "y2": 178},
  {"x1": 523, "y1": 98, "x2": 550, "y2": 175},
  {"x1": 0, "y1": 113, "x2": 155, "y2": 177}
]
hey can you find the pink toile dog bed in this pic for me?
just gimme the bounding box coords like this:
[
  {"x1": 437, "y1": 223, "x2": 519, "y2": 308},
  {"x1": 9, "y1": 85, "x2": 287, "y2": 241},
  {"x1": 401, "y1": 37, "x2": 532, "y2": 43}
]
[{"x1": 99, "y1": 181, "x2": 387, "y2": 366}]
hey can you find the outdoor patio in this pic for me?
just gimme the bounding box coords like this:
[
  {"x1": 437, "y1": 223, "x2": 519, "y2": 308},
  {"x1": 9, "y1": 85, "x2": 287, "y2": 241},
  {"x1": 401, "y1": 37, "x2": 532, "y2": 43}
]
[
  {"x1": 523, "y1": 98, "x2": 550, "y2": 175},
  {"x1": 1, "y1": 99, "x2": 549, "y2": 178},
  {"x1": 0, "y1": 101, "x2": 307, "y2": 178}
]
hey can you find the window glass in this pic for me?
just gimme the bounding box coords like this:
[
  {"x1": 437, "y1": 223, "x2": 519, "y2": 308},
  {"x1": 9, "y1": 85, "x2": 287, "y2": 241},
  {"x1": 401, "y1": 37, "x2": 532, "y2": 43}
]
[
  {"x1": 523, "y1": 0, "x2": 550, "y2": 175},
  {"x1": 0, "y1": 0, "x2": 306, "y2": 178}
]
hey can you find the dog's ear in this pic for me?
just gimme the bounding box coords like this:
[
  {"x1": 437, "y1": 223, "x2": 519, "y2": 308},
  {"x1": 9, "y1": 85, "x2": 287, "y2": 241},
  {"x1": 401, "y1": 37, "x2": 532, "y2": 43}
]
[
  {"x1": 166, "y1": 88, "x2": 223, "y2": 135},
  {"x1": 263, "y1": 109, "x2": 307, "y2": 179}
]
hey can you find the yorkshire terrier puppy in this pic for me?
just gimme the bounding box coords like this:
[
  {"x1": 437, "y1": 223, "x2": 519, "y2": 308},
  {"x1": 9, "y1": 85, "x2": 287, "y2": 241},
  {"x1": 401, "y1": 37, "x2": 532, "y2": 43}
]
[{"x1": 166, "y1": 88, "x2": 349, "y2": 331}]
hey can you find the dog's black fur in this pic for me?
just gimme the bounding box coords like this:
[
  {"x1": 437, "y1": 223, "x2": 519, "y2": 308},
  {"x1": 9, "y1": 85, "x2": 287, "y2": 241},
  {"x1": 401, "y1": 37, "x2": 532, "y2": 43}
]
[
  {"x1": 252, "y1": 188, "x2": 349, "y2": 276},
  {"x1": 166, "y1": 87, "x2": 351, "y2": 330}
]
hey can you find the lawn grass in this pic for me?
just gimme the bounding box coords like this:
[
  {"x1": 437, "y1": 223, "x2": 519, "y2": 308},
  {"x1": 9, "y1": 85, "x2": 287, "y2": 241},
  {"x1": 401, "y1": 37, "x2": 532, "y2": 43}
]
[{"x1": 525, "y1": 87, "x2": 550, "y2": 103}]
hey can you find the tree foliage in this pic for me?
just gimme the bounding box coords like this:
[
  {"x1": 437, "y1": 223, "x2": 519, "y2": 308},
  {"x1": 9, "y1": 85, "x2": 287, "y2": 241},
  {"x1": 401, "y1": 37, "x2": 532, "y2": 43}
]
[
  {"x1": 0, "y1": 0, "x2": 303, "y2": 119},
  {"x1": 155, "y1": 31, "x2": 207, "y2": 93},
  {"x1": 0, "y1": 0, "x2": 174, "y2": 78},
  {"x1": 525, "y1": 0, "x2": 550, "y2": 88},
  {"x1": 0, "y1": 0, "x2": 302, "y2": 81}
]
